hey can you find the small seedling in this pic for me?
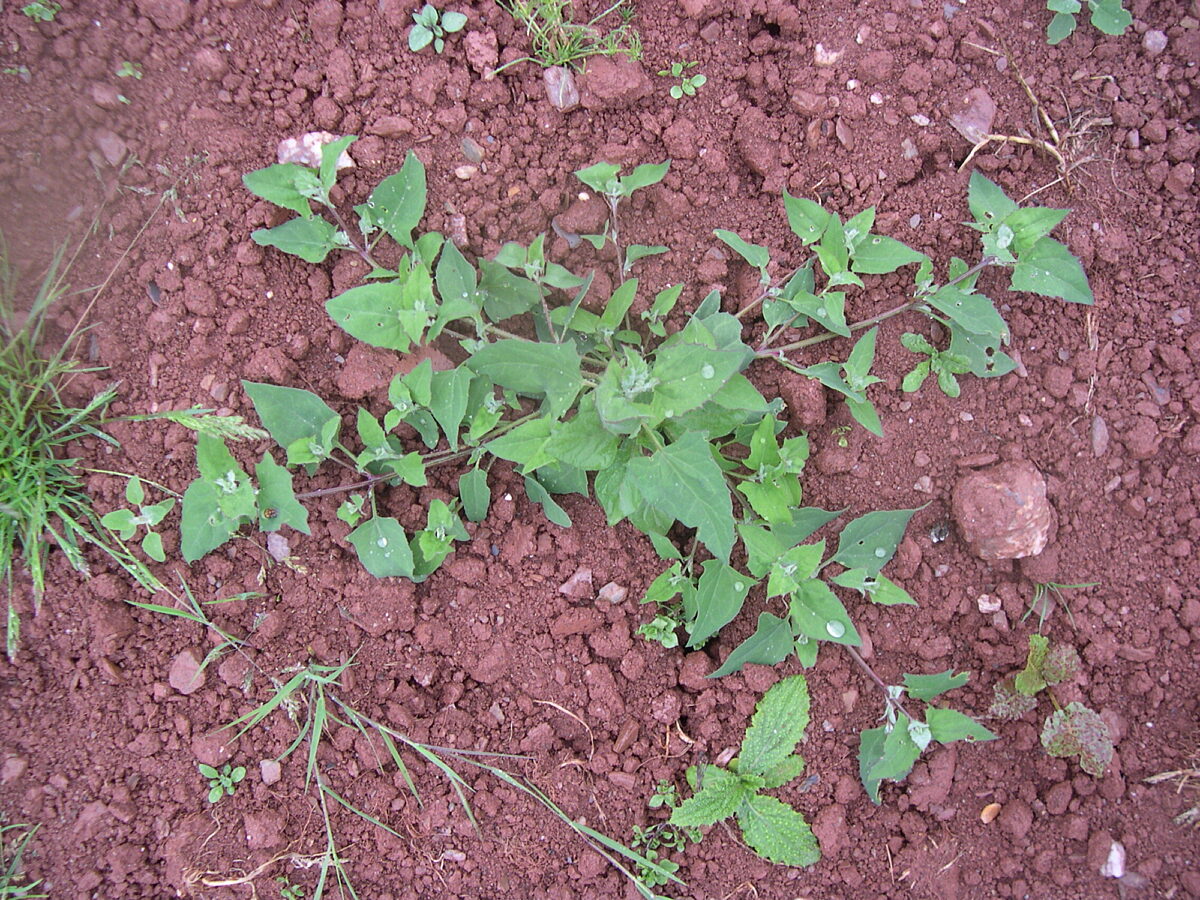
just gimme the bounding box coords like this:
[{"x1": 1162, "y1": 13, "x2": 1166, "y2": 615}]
[
  {"x1": 199, "y1": 763, "x2": 246, "y2": 803},
  {"x1": 657, "y1": 61, "x2": 706, "y2": 99},
  {"x1": 408, "y1": 4, "x2": 468, "y2": 53},
  {"x1": 20, "y1": 0, "x2": 59, "y2": 22},
  {"x1": 637, "y1": 613, "x2": 681, "y2": 649},
  {"x1": 990, "y1": 634, "x2": 1113, "y2": 776},
  {"x1": 1021, "y1": 580, "x2": 1097, "y2": 631},
  {"x1": 100, "y1": 476, "x2": 176, "y2": 562},
  {"x1": 899, "y1": 332, "x2": 971, "y2": 398},
  {"x1": 1045, "y1": 0, "x2": 1131, "y2": 44},
  {"x1": 115, "y1": 61, "x2": 143, "y2": 79},
  {"x1": 2, "y1": 66, "x2": 32, "y2": 81},
  {"x1": 671, "y1": 675, "x2": 819, "y2": 865},
  {"x1": 275, "y1": 876, "x2": 305, "y2": 899}
]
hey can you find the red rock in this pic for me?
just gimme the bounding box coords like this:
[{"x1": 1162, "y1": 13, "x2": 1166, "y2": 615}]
[
  {"x1": 952, "y1": 461, "x2": 1053, "y2": 560},
  {"x1": 550, "y1": 607, "x2": 603, "y2": 636},
  {"x1": 578, "y1": 57, "x2": 651, "y2": 110},
  {"x1": 168, "y1": 648, "x2": 206, "y2": 695}
]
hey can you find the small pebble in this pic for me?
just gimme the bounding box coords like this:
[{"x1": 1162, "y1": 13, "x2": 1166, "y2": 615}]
[{"x1": 1142, "y1": 30, "x2": 1168, "y2": 56}]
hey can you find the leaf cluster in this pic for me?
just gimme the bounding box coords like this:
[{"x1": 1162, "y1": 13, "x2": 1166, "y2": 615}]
[
  {"x1": 657, "y1": 60, "x2": 706, "y2": 99},
  {"x1": 0, "y1": 821, "x2": 45, "y2": 899},
  {"x1": 20, "y1": 1, "x2": 59, "y2": 22},
  {"x1": 1045, "y1": 0, "x2": 1131, "y2": 44},
  {"x1": 858, "y1": 669, "x2": 996, "y2": 803},
  {"x1": 409, "y1": 3, "x2": 468, "y2": 54},
  {"x1": 990, "y1": 634, "x2": 1112, "y2": 776},
  {"x1": 199, "y1": 762, "x2": 246, "y2": 803},
  {"x1": 669, "y1": 675, "x2": 820, "y2": 866}
]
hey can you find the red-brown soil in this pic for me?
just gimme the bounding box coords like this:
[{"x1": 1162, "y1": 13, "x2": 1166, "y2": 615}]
[{"x1": 1, "y1": 0, "x2": 1199, "y2": 898}]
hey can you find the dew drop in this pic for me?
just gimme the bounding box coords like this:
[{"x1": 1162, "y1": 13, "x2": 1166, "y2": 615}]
[
  {"x1": 700, "y1": 364, "x2": 715, "y2": 379},
  {"x1": 733, "y1": 581, "x2": 745, "y2": 592},
  {"x1": 825, "y1": 620, "x2": 846, "y2": 638},
  {"x1": 874, "y1": 547, "x2": 887, "y2": 558},
  {"x1": 376, "y1": 537, "x2": 388, "y2": 548}
]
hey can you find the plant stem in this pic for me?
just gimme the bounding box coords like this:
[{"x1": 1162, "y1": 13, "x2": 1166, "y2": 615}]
[
  {"x1": 757, "y1": 255, "x2": 999, "y2": 360},
  {"x1": 843, "y1": 645, "x2": 917, "y2": 723}
]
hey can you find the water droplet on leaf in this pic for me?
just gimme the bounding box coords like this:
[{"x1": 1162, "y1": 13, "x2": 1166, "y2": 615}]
[
  {"x1": 825, "y1": 620, "x2": 846, "y2": 638},
  {"x1": 700, "y1": 364, "x2": 715, "y2": 379},
  {"x1": 874, "y1": 547, "x2": 887, "y2": 557},
  {"x1": 376, "y1": 537, "x2": 388, "y2": 548}
]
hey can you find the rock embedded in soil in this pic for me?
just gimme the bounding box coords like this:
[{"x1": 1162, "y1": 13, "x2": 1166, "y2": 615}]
[
  {"x1": 952, "y1": 461, "x2": 1053, "y2": 560},
  {"x1": 949, "y1": 87, "x2": 997, "y2": 145},
  {"x1": 168, "y1": 648, "x2": 206, "y2": 695},
  {"x1": 134, "y1": 0, "x2": 190, "y2": 30},
  {"x1": 544, "y1": 67, "x2": 579, "y2": 112},
  {"x1": 578, "y1": 57, "x2": 651, "y2": 110},
  {"x1": 464, "y1": 30, "x2": 499, "y2": 73},
  {"x1": 1121, "y1": 416, "x2": 1161, "y2": 460},
  {"x1": 780, "y1": 373, "x2": 826, "y2": 428}
]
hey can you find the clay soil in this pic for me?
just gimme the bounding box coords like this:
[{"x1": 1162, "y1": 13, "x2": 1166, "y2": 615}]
[{"x1": 2, "y1": 0, "x2": 1200, "y2": 897}]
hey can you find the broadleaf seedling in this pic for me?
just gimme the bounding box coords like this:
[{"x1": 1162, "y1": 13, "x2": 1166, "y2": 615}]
[
  {"x1": 408, "y1": 3, "x2": 468, "y2": 54},
  {"x1": 199, "y1": 762, "x2": 246, "y2": 803},
  {"x1": 671, "y1": 675, "x2": 820, "y2": 866},
  {"x1": 657, "y1": 60, "x2": 706, "y2": 99}
]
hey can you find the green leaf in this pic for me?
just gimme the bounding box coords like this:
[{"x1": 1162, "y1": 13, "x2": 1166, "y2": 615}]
[
  {"x1": 251, "y1": 217, "x2": 340, "y2": 263},
  {"x1": 255, "y1": 453, "x2": 310, "y2": 534},
  {"x1": 627, "y1": 431, "x2": 734, "y2": 562},
  {"x1": 851, "y1": 234, "x2": 928, "y2": 275},
  {"x1": 651, "y1": 342, "x2": 744, "y2": 418},
  {"x1": 948, "y1": 320, "x2": 1017, "y2": 378},
  {"x1": 1011, "y1": 237, "x2": 1094, "y2": 304},
  {"x1": 621, "y1": 161, "x2": 671, "y2": 195},
  {"x1": 858, "y1": 726, "x2": 887, "y2": 803},
  {"x1": 766, "y1": 541, "x2": 825, "y2": 598},
  {"x1": 1046, "y1": 10, "x2": 1077, "y2": 43},
  {"x1": 711, "y1": 612, "x2": 794, "y2": 678},
  {"x1": 867, "y1": 714, "x2": 922, "y2": 782},
  {"x1": 782, "y1": 191, "x2": 831, "y2": 245},
  {"x1": 477, "y1": 258, "x2": 541, "y2": 321},
  {"x1": 1002, "y1": 207, "x2": 1070, "y2": 254},
  {"x1": 101, "y1": 508, "x2": 138, "y2": 540},
  {"x1": 1041, "y1": 702, "x2": 1113, "y2": 776},
  {"x1": 789, "y1": 579, "x2": 860, "y2": 646},
  {"x1": 714, "y1": 229, "x2": 769, "y2": 274},
  {"x1": 441, "y1": 9, "x2": 468, "y2": 31},
  {"x1": 524, "y1": 474, "x2": 572, "y2": 527},
  {"x1": 831, "y1": 507, "x2": 920, "y2": 574},
  {"x1": 901, "y1": 362, "x2": 931, "y2": 393},
  {"x1": 737, "y1": 794, "x2": 820, "y2": 867},
  {"x1": 468, "y1": 340, "x2": 582, "y2": 420},
  {"x1": 458, "y1": 468, "x2": 490, "y2": 522},
  {"x1": 774, "y1": 507, "x2": 843, "y2": 546},
  {"x1": 363, "y1": 151, "x2": 426, "y2": 248},
  {"x1": 142, "y1": 531, "x2": 166, "y2": 562},
  {"x1": 625, "y1": 244, "x2": 668, "y2": 267},
  {"x1": 989, "y1": 674, "x2": 1039, "y2": 720},
  {"x1": 670, "y1": 766, "x2": 752, "y2": 828},
  {"x1": 319, "y1": 135, "x2": 355, "y2": 196},
  {"x1": 1088, "y1": 0, "x2": 1129, "y2": 35},
  {"x1": 924, "y1": 284, "x2": 1009, "y2": 339},
  {"x1": 195, "y1": 434, "x2": 256, "y2": 520},
  {"x1": 967, "y1": 172, "x2": 1020, "y2": 226},
  {"x1": 326, "y1": 266, "x2": 435, "y2": 352},
  {"x1": 428, "y1": 367, "x2": 472, "y2": 449},
  {"x1": 598, "y1": 278, "x2": 638, "y2": 332},
  {"x1": 485, "y1": 417, "x2": 553, "y2": 471},
  {"x1": 759, "y1": 753, "x2": 807, "y2": 790},
  {"x1": 739, "y1": 674, "x2": 810, "y2": 776},
  {"x1": 346, "y1": 517, "x2": 415, "y2": 578},
  {"x1": 902, "y1": 670, "x2": 970, "y2": 702},
  {"x1": 831, "y1": 569, "x2": 917, "y2": 606},
  {"x1": 242, "y1": 381, "x2": 341, "y2": 453},
  {"x1": 544, "y1": 397, "x2": 620, "y2": 470},
  {"x1": 242, "y1": 163, "x2": 315, "y2": 218},
  {"x1": 926, "y1": 708, "x2": 997, "y2": 744},
  {"x1": 1015, "y1": 633, "x2": 1051, "y2": 695},
  {"x1": 180, "y1": 479, "x2": 240, "y2": 562},
  {"x1": 780, "y1": 289, "x2": 849, "y2": 338},
  {"x1": 687, "y1": 561, "x2": 752, "y2": 648},
  {"x1": 574, "y1": 162, "x2": 622, "y2": 194}
]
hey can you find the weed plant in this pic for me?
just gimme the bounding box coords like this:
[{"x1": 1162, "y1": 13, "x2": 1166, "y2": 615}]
[
  {"x1": 491, "y1": 0, "x2": 641, "y2": 73},
  {"x1": 0, "y1": 822, "x2": 44, "y2": 899}
]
